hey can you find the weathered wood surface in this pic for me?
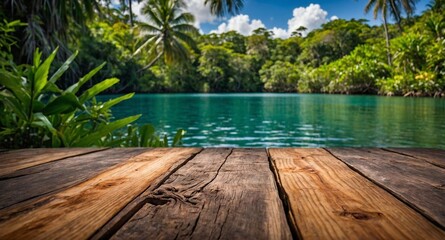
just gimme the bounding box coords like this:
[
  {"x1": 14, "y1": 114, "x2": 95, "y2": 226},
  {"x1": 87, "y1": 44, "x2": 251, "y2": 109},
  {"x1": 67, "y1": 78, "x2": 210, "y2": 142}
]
[
  {"x1": 0, "y1": 147, "x2": 444, "y2": 240},
  {"x1": 269, "y1": 148, "x2": 445, "y2": 240},
  {"x1": 0, "y1": 148, "x2": 148, "y2": 209},
  {"x1": 0, "y1": 148, "x2": 200, "y2": 240},
  {"x1": 0, "y1": 148, "x2": 106, "y2": 177},
  {"x1": 328, "y1": 148, "x2": 445, "y2": 229},
  {"x1": 385, "y1": 148, "x2": 445, "y2": 168},
  {"x1": 110, "y1": 148, "x2": 292, "y2": 240}
]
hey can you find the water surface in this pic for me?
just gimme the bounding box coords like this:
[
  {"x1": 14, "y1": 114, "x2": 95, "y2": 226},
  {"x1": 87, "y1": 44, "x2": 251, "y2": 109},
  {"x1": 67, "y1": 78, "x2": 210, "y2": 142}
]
[{"x1": 98, "y1": 93, "x2": 445, "y2": 148}]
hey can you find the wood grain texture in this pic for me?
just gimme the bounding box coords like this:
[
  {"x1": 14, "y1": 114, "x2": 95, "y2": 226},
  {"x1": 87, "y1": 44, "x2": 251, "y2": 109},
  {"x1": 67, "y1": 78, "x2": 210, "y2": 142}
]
[
  {"x1": 0, "y1": 148, "x2": 147, "y2": 209},
  {"x1": 111, "y1": 148, "x2": 292, "y2": 240},
  {"x1": 385, "y1": 148, "x2": 445, "y2": 168},
  {"x1": 269, "y1": 148, "x2": 445, "y2": 240},
  {"x1": 0, "y1": 148, "x2": 106, "y2": 177},
  {"x1": 0, "y1": 148, "x2": 200, "y2": 240},
  {"x1": 328, "y1": 148, "x2": 445, "y2": 229}
]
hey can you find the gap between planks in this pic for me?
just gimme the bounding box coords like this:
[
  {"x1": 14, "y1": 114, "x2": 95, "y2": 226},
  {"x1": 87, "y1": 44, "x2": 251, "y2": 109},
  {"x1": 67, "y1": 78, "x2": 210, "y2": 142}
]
[{"x1": 0, "y1": 148, "x2": 109, "y2": 177}]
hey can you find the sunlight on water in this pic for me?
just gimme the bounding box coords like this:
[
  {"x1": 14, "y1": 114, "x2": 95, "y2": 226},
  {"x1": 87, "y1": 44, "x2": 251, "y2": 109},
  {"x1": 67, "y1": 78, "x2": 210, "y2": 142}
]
[{"x1": 98, "y1": 93, "x2": 445, "y2": 148}]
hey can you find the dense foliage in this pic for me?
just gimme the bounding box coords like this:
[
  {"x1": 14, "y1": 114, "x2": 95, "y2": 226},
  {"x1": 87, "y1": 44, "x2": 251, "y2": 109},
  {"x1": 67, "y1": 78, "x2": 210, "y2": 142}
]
[{"x1": 42, "y1": 0, "x2": 441, "y2": 96}]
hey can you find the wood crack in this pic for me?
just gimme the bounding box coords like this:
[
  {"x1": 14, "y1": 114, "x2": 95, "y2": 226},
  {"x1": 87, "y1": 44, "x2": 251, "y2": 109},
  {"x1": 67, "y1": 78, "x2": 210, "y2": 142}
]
[
  {"x1": 194, "y1": 148, "x2": 233, "y2": 194},
  {"x1": 266, "y1": 148, "x2": 302, "y2": 240}
]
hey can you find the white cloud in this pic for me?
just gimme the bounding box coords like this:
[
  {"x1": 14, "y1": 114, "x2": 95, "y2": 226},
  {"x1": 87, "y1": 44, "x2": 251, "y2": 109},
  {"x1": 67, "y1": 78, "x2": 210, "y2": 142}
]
[
  {"x1": 184, "y1": 0, "x2": 216, "y2": 29},
  {"x1": 330, "y1": 15, "x2": 339, "y2": 21},
  {"x1": 212, "y1": 14, "x2": 266, "y2": 35},
  {"x1": 287, "y1": 4, "x2": 328, "y2": 37},
  {"x1": 131, "y1": 1, "x2": 147, "y2": 22},
  {"x1": 210, "y1": 4, "x2": 337, "y2": 39},
  {"x1": 271, "y1": 27, "x2": 289, "y2": 39}
]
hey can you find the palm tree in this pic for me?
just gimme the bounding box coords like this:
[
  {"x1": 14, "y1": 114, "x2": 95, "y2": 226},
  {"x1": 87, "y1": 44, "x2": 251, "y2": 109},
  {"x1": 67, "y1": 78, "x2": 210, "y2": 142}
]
[
  {"x1": 387, "y1": 0, "x2": 418, "y2": 32},
  {"x1": 204, "y1": 0, "x2": 244, "y2": 16},
  {"x1": 3, "y1": 0, "x2": 100, "y2": 62},
  {"x1": 134, "y1": 0, "x2": 199, "y2": 71},
  {"x1": 365, "y1": 0, "x2": 392, "y2": 65}
]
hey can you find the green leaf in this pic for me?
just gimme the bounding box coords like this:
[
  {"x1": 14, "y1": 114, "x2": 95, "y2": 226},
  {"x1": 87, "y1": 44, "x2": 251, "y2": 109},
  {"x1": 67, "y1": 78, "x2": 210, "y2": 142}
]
[
  {"x1": 32, "y1": 112, "x2": 57, "y2": 135},
  {"x1": 49, "y1": 50, "x2": 78, "y2": 84},
  {"x1": 65, "y1": 62, "x2": 106, "y2": 94},
  {"x1": 79, "y1": 78, "x2": 119, "y2": 103},
  {"x1": 172, "y1": 129, "x2": 186, "y2": 146},
  {"x1": 73, "y1": 114, "x2": 141, "y2": 147},
  {"x1": 33, "y1": 48, "x2": 57, "y2": 97},
  {"x1": 32, "y1": 100, "x2": 45, "y2": 113},
  {"x1": 101, "y1": 93, "x2": 134, "y2": 111},
  {"x1": 0, "y1": 70, "x2": 30, "y2": 103},
  {"x1": 139, "y1": 124, "x2": 155, "y2": 147},
  {"x1": 43, "y1": 81, "x2": 62, "y2": 93},
  {"x1": 42, "y1": 93, "x2": 83, "y2": 115}
]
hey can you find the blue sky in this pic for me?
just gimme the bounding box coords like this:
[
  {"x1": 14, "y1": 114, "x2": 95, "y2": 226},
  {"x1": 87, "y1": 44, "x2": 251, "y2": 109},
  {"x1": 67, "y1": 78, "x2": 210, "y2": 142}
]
[{"x1": 133, "y1": 0, "x2": 431, "y2": 38}]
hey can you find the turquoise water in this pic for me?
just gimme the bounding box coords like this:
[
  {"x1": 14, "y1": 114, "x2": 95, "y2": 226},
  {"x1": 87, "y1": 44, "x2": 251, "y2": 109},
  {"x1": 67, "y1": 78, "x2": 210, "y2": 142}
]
[{"x1": 98, "y1": 93, "x2": 445, "y2": 148}]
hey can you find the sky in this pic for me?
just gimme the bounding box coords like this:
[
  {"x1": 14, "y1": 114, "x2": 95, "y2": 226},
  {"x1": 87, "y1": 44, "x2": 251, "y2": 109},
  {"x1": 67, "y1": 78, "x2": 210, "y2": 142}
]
[{"x1": 132, "y1": 0, "x2": 431, "y2": 39}]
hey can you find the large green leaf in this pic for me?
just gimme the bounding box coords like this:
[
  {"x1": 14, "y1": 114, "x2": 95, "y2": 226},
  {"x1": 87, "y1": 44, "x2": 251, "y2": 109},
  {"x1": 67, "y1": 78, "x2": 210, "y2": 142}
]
[
  {"x1": 101, "y1": 93, "x2": 134, "y2": 111},
  {"x1": 33, "y1": 48, "x2": 57, "y2": 97},
  {"x1": 49, "y1": 50, "x2": 78, "y2": 84},
  {"x1": 79, "y1": 78, "x2": 119, "y2": 103},
  {"x1": 42, "y1": 93, "x2": 83, "y2": 115},
  {"x1": 73, "y1": 115, "x2": 141, "y2": 147},
  {"x1": 65, "y1": 62, "x2": 106, "y2": 94}
]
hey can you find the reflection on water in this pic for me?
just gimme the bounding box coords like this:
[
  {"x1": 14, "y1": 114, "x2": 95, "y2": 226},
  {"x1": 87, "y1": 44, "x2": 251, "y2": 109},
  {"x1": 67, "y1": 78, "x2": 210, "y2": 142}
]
[{"x1": 98, "y1": 93, "x2": 445, "y2": 148}]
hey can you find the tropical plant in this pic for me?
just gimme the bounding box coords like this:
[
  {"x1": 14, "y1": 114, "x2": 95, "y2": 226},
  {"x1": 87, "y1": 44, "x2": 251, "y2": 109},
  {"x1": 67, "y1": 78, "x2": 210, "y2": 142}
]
[
  {"x1": 134, "y1": 0, "x2": 199, "y2": 70},
  {"x1": 0, "y1": 48, "x2": 184, "y2": 148},
  {"x1": 392, "y1": 33, "x2": 427, "y2": 73}
]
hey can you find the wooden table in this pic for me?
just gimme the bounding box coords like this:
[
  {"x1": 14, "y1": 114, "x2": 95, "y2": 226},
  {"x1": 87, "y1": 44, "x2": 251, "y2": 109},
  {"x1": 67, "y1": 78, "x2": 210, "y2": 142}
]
[{"x1": 0, "y1": 148, "x2": 444, "y2": 239}]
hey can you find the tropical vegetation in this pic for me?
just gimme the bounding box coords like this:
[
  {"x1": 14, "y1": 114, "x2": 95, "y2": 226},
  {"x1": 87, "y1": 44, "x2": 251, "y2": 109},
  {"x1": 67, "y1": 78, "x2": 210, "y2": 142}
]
[{"x1": 1, "y1": 0, "x2": 444, "y2": 147}]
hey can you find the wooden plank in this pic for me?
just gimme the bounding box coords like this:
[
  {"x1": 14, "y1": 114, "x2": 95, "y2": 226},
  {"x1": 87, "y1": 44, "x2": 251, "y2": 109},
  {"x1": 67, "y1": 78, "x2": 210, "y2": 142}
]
[
  {"x1": 385, "y1": 148, "x2": 445, "y2": 168},
  {"x1": 110, "y1": 148, "x2": 292, "y2": 240},
  {"x1": 328, "y1": 148, "x2": 445, "y2": 229},
  {"x1": 0, "y1": 148, "x2": 201, "y2": 240},
  {"x1": 269, "y1": 148, "x2": 445, "y2": 240},
  {"x1": 0, "y1": 148, "x2": 147, "y2": 209},
  {"x1": 0, "y1": 148, "x2": 106, "y2": 177}
]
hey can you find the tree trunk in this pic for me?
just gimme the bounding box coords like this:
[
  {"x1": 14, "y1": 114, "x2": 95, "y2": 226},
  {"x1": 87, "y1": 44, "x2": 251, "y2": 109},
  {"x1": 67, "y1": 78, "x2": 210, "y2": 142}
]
[
  {"x1": 389, "y1": 0, "x2": 403, "y2": 32},
  {"x1": 382, "y1": 11, "x2": 392, "y2": 66},
  {"x1": 138, "y1": 52, "x2": 163, "y2": 72},
  {"x1": 129, "y1": 0, "x2": 134, "y2": 26}
]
